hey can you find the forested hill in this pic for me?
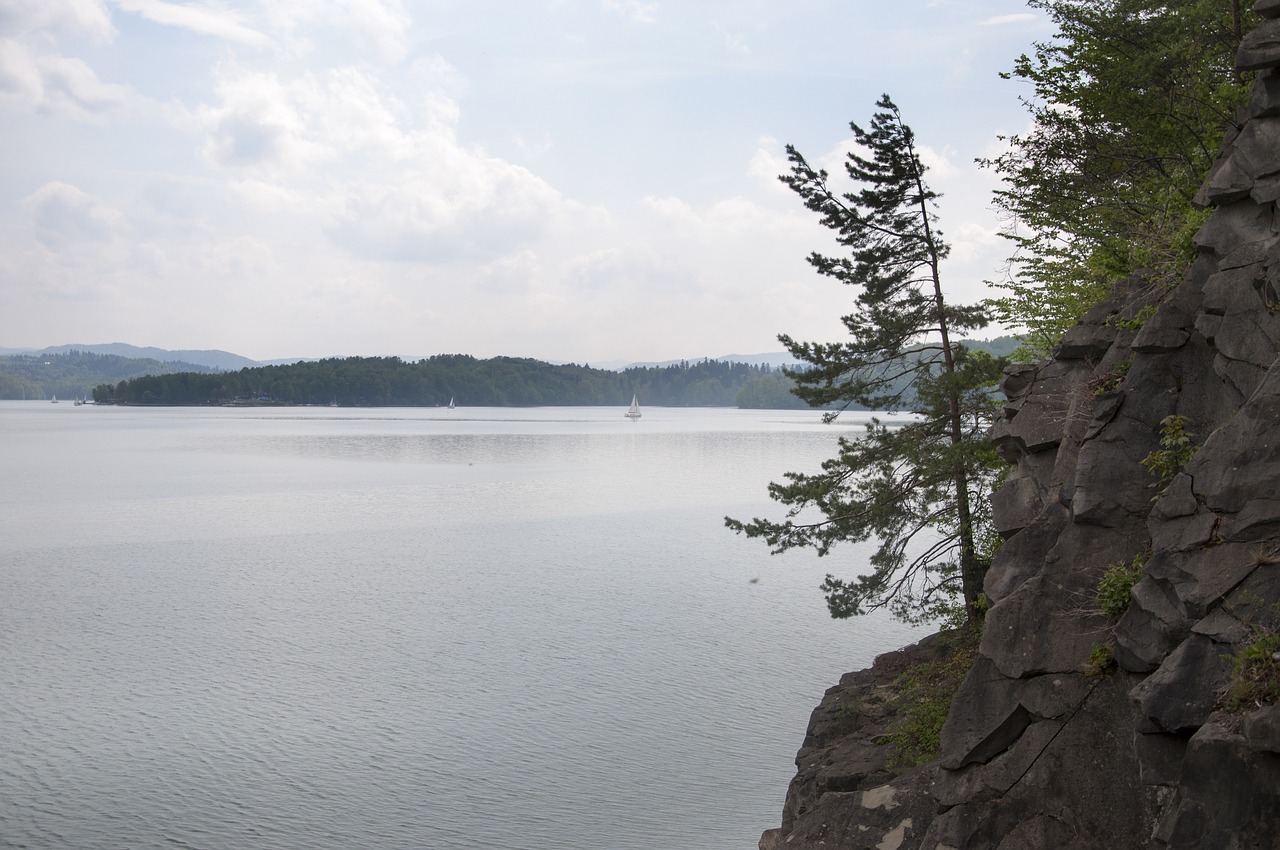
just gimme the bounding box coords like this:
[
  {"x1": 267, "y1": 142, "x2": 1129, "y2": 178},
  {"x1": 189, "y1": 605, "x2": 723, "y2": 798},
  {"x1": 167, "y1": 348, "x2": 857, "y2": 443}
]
[
  {"x1": 91, "y1": 354, "x2": 812, "y2": 408},
  {"x1": 0, "y1": 350, "x2": 215, "y2": 401}
]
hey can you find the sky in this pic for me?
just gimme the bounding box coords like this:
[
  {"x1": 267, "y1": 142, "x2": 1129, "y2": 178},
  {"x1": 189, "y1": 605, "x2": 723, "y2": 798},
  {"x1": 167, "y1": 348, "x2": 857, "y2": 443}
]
[{"x1": 0, "y1": 0, "x2": 1054, "y2": 364}]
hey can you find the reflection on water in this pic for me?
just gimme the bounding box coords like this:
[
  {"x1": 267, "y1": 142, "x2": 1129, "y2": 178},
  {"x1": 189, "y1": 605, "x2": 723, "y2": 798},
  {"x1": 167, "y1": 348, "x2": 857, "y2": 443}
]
[{"x1": 0, "y1": 404, "x2": 921, "y2": 850}]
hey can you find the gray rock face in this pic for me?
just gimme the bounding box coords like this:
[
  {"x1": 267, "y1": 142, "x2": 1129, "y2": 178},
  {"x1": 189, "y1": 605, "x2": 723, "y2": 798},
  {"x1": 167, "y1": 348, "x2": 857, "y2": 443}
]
[
  {"x1": 1257, "y1": 0, "x2": 1280, "y2": 21},
  {"x1": 759, "y1": 24, "x2": 1280, "y2": 850},
  {"x1": 1238, "y1": 17, "x2": 1280, "y2": 70},
  {"x1": 757, "y1": 631, "x2": 961, "y2": 850},
  {"x1": 1151, "y1": 721, "x2": 1280, "y2": 848},
  {"x1": 1130, "y1": 635, "x2": 1234, "y2": 733}
]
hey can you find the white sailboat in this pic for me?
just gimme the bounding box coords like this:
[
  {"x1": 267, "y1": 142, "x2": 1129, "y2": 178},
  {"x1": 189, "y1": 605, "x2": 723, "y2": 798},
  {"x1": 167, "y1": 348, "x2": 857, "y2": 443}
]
[
  {"x1": 625, "y1": 394, "x2": 641, "y2": 419},
  {"x1": 447, "y1": 396, "x2": 456, "y2": 409}
]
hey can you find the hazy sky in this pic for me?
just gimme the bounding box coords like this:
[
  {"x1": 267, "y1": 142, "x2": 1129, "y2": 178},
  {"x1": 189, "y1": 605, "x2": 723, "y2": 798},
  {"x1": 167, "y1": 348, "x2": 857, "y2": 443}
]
[{"x1": 1, "y1": 0, "x2": 1052, "y2": 363}]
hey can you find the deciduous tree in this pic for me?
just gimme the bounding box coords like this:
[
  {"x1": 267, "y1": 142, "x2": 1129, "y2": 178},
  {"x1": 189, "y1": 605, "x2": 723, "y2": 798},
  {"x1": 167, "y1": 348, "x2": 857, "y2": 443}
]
[{"x1": 985, "y1": 0, "x2": 1253, "y2": 353}]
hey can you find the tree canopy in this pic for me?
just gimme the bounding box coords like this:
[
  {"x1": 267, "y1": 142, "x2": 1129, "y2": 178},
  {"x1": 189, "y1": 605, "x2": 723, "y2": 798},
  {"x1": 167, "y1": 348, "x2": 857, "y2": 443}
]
[{"x1": 985, "y1": 0, "x2": 1254, "y2": 353}]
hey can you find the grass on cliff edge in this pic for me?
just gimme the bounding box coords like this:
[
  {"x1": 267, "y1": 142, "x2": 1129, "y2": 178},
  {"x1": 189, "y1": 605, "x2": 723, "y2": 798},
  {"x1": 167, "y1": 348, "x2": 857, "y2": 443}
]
[
  {"x1": 1226, "y1": 631, "x2": 1280, "y2": 710},
  {"x1": 882, "y1": 623, "x2": 983, "y2": 768}
]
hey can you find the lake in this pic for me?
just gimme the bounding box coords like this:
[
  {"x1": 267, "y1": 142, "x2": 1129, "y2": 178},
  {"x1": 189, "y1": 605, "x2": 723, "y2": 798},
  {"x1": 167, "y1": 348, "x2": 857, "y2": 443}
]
[{"x1": 0, "y1": 402, "x2": 922, "y2": 850}]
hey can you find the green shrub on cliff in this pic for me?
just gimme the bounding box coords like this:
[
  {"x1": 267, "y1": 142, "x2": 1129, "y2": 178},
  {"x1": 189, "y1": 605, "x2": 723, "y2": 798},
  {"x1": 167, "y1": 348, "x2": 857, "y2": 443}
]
[
  {"x1": 882, "y1": 625, "x2": 982, "y2": 768},
  {"x1": 1097, "y1": 554, "x2": 1146, "y2": 618},
  {"x1": 1140, "y1": 414, "x2": 1197, "y2": 495},
  {"x1": 1085, "y1": 643, "x2": 1118, "y2": 677}
]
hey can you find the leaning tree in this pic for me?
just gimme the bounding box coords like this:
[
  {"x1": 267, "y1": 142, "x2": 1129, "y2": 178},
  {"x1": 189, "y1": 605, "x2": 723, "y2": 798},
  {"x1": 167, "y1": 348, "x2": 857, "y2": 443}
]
[{"x1": 726, "y1": 95, "x2": 1006, "y2": 626}]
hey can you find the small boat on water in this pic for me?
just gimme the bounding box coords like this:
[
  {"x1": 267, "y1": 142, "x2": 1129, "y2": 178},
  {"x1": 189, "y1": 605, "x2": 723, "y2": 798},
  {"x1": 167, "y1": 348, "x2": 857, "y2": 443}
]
[
  {"x1": 625, "y1": 394, "x2": 641, "y2": 419},
  {"x1": 50, "y1": 395, "x2": 57, "y2": 404},
  {"x1": 447, "y1": 397, "x2": 456, "y2": 410}
]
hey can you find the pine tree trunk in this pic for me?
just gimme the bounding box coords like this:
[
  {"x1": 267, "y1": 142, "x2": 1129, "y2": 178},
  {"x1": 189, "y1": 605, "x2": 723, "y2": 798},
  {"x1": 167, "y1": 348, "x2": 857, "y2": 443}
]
[{"x1": 910, "y1": 136, "x2": 982, "y2": 625}]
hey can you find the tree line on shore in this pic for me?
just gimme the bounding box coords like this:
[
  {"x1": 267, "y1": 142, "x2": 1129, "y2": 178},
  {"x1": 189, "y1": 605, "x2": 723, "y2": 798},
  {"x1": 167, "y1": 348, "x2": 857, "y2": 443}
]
[{"x1": 88, "y1": 354, "x2": 813, "y2": 408}]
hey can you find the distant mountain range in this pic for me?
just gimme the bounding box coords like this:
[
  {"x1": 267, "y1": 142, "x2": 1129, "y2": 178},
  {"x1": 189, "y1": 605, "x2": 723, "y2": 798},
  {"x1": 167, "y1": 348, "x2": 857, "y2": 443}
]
[
  {"x1": 0, "y1": 343, "x2": 807, "y2": 373},
  {"x1": 0, "y1": 337, "x2": 1021, "y2": 401},
  {"x1": 0, "y1": 343, "x2": 264, "y2": 371}
]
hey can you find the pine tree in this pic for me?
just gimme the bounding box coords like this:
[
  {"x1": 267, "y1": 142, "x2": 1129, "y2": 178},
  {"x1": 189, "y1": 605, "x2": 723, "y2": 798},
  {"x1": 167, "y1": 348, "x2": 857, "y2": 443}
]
[{"x1": 726, "y1": 95, "x2": 1005, "y2": 625}]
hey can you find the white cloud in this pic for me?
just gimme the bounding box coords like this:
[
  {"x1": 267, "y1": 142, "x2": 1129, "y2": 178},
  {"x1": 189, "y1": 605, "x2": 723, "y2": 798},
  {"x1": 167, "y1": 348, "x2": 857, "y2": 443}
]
[
  {"x1": 945, "y1": 219, "x2": 1001, "y2": 264},
  {"x1": 982, "y1": 13, "x2": 1038, "y2": 26},
  {"x1": 917, "y1": 144, "x2": 958, "y2": 178},
  {"x1": 712, "y1": 21, "x2": 749, "y2": 56},
  {"x1": 199, "y1": 61, "x2": 468, "y2": 173},
  {"x1": 23, "y1": 181, "x2": 128, "y2": 248},
  {"x1": 0, "y1": 0, "x2": 114, "y2": 40},
  {"x1": 641, "y1": 194, "x2": 696, "y2": 225},
  {"x1": 747, "y1": 137, "x2": 791, "y2": 194},
  {"x1": 644, "y1": 194, "x2": 782, "y2": 239},
  {"x1": 307, "y1": 66, "x2": 415, "y2": 156},
  {"x1": 329, "y1": 158, "x2": 578, "y2": 263},
  {"x1": 814, "y1": 135, "x2": 859, "y2": 176},
  {"x1": 199, "y1": 71, "x2": 318, "y2": 169},
  {"x1": 337, "y1": 0, "x2": 410, "y2": 62},
  {"x1": 0, "y1": 39, "x2": 132, "y2": 120},
  {"x1": 0, "y1": 0, "x2": 1043, "y2": 361},
  {"x1": 602, "y1": 0, "x2": 657, "y2": 24},
  {"x1": 473, "y1": 249, "x2": 540, "y2": 296},
  {"x1": 259, "y1": 0, "x2": 411, "y2": 62},
  {"x1": 0, "y1": 38, "x2": 42, "y2": 99},
  {"x1": 192, "y1": 57, "x2": 590, "y2": 265},
  {"x1": 632, "y1": 191, "x2": 824, "y2": 306},
  {"x1": 199, "y1": 67, "x2": 351, "y2": 170},
  {"x1": 411, "y1": 55, "x2": 465, "y2": 100},
  {"x1": 37, "y1": 51, "x2": 131, "y2": 116},
  {"x1": 110, "y1": 0, "x2": 275, "y2": 48}
]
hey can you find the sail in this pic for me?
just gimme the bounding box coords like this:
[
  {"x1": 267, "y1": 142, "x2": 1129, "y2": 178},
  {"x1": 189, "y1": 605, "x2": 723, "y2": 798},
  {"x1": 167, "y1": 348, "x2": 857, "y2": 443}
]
[{"x1": 625, "y1": 394, "x2": 641, "y2": 419}]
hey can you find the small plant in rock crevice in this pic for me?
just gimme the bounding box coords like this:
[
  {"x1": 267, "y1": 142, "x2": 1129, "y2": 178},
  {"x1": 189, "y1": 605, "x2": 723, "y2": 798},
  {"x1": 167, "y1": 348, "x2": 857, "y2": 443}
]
[
  {"x1": 1089, "y1": 356, "x2": 1133, "y2": 395},
  {"x1": 1251, "y1": 545, "x2": 1280, "y2": 567},
  {"x1": 1105, "y1": 304, "x2": 1158, "y2": 332},
  {"x1": 1224, "y1": 628, "x2": 1280, "y2": 711},
  {"x1": 1140, "y1": 414, "x2": 1196, "y2": 495},
  {"x1": 1096, "y1": 554, "x2": 1146, "y2": 618},
  {"x1": 1086, "y1": 643, "x2": 1118, "y2": 677},
  {"x1": 1222, "y1": 593, "x2": 1280, "y2": 712}
]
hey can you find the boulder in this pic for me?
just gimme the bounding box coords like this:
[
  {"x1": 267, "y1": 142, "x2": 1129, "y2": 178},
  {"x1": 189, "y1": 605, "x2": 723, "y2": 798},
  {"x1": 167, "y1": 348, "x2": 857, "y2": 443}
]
[
  {"x1": 1238, "y1": 17, "x2": 1280, "y2": 71},
  {"x1": 1152, "y1": 721, "x2": 1280, "y2": 848},
  {"x1": 990, "y1": 475, "x2": 1045, "y2": 538},
  {"x1": 925, "y1": 673, "x2": 1159, "y2": 850},
  {"x1": 940, "y1": 655, "x2": 1091, "y2": 770},
  {"x1": 1243, "y1": 703, "x2": 1280, "y2": 753},
  {"x1": 1130, "y1": 634, "x2": 1234, "y2": 734},
  {"x1": 1054, "y1": 321, "x2": 1117, "y2": 361},
  {"x1": 1114, "y1": 573, "x2": 1191, "y2": 673},
  {"x1": 980, "y1": 569, "x2": 1111, "y2": 678},
  {"x1": 1256, "y1": 0, "x2": 1280, "y2": 21}
]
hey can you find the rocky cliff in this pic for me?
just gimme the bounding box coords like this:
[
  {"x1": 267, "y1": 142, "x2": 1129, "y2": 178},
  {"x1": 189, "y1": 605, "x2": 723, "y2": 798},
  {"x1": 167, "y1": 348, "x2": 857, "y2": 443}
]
[{"x1": 761, "y1": 6, "x2": 1280, "y2": 848}]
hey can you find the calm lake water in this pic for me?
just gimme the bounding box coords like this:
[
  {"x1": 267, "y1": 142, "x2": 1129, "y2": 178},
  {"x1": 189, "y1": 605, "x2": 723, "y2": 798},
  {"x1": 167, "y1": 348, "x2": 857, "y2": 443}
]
[{"x1": 0, "y1": 402, "x2": 921, "y2": 850}]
